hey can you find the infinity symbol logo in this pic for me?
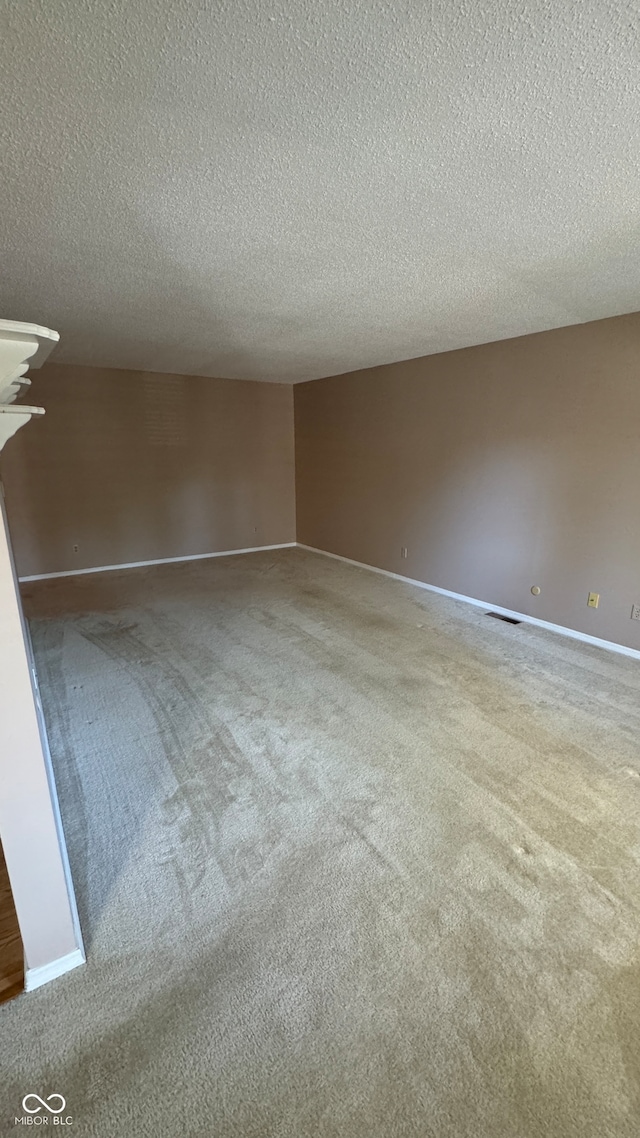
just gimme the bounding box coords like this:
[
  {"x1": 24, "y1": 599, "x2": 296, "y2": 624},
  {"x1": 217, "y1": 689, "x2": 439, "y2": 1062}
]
[{"x1": 22, "y1": 1093, "x2": 66, "y2": 1114}]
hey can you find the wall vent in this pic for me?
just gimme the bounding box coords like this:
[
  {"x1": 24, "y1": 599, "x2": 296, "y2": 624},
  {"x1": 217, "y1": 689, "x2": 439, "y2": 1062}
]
[{"x1": 485, "y1": 612, "x2": 521, "y2": 625}]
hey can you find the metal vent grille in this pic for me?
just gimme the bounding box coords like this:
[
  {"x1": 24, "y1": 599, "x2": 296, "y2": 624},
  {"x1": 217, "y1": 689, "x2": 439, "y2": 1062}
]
[{"x1": 485, "y1": 612, "x2": 521, "y2": 625}]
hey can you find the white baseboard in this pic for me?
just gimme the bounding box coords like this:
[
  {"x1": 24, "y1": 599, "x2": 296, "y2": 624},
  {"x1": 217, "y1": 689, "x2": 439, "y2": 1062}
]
[
  {"x1": 25, "y1": 948, "x2": 85, "y2": 992},
  {"x1": 19, "y1": 543, "x2": 297, "y2": 583},
  {"x1": 19, "y1": 539, "x2": 640, "y2": 662},
  {"x1": 296, "y1": 544, "x2": 640, "y2": 662}
]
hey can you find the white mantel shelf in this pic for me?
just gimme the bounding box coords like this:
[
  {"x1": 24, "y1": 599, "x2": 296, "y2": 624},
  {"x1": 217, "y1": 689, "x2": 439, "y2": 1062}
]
[{"x1": 0, "y1": 318, "x2": 59, "y2": 453}]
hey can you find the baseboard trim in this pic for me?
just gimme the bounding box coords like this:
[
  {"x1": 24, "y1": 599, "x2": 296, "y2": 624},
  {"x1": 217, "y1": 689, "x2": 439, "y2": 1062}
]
[
  {"x1": 25, "y1": 948, "x2": 85, "y2": 993},
  {"x1": 19, "y1": 543, "x2": 297, "y2": 583},
  {"x1": 296, "y1": 544, "x2": 640, "y2": 662},
  {"x1": 19, "y1": 540, "x2": 640, "y2": 661}
]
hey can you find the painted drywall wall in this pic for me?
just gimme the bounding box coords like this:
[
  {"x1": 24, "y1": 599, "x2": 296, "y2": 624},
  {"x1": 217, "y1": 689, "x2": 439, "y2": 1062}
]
[
  {"x1": 1, "y1": 364, "x2": 295, "y2": 577},
  {"x1": 295, "y1": 311, "x2": 640, "y2": 652},
  {"x1": 0, "y1": 496, "x2": 82, "y2": 971}
]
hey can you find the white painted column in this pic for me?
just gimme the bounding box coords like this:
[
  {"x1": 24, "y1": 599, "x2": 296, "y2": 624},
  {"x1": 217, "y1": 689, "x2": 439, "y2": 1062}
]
[{"x1": 0, "y1": 320, "x2": 84, "y2": 989}]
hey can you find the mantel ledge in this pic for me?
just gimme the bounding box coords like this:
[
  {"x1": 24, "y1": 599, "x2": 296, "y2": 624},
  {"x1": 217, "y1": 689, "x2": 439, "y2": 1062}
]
[
  {"x1": 0, "y1": 405, "x2": 45, "y2": 452},
  {"x1": 0, "y1": 319, "x2": 59, "y2": 406}
]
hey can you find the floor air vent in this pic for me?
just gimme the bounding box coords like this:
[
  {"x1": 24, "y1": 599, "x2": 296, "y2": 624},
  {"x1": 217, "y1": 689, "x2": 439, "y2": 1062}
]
[{"x1": 486, "y1": 612, "x2": 521, "y2": 625}]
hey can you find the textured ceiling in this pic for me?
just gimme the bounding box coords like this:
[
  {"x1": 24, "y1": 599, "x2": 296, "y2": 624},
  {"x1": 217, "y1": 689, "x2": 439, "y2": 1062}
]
[{"x1": 1, "y1": 1, "x2": 640, "y2": 383}]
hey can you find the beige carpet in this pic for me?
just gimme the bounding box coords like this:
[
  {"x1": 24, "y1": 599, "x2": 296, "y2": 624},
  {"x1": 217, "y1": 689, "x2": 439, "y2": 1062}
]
[{"x1": 1, "y1": 547, "x2": 640, "y2": 1136}]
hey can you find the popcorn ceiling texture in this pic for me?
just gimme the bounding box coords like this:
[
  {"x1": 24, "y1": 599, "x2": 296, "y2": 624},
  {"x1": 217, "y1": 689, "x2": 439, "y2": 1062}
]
[{"x1": 1, "y1": 0, "x2": 639, "y2": 383}]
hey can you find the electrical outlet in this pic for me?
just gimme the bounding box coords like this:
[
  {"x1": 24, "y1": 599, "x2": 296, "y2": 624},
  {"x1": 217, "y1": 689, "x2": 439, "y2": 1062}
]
[
  {"x1": 631, "y1": 604, "x2": 640, "y2": 621},
  {"x1": 400, "y1": 547, "x2": 408, "y2": 559},
  {"x1": 587, "y1": 592, "x2": 600, "y2": 609},
  {"x1": 73, "y1": 544, "x2": 79, "y2": 553}
]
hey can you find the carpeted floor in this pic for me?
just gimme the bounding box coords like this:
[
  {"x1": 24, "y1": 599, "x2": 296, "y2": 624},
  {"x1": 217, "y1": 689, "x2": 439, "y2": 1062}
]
[{"x1": 1, "y1": 547, "x2": 639, "y2": 1136}]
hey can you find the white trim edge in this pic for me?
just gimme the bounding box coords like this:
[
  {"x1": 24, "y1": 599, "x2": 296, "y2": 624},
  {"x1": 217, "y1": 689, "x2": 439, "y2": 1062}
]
[
  {"x1": 296, "y1": 544, "x2": 640, "y2": 662},
  {"x1": 19, "y1": 543, "x2": 297, "y2": 582},
  {"x1": 25, "y1": 948, "x2": 85, "y2": 992}
]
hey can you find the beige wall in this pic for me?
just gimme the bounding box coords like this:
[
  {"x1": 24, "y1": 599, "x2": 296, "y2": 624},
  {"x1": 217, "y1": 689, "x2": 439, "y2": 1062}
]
[
  {"x1": 4, "y1": 319, "x2": 640, "y2": 650},
  {"x1": 1, "y1": 364, "x2": 296, "y2": 577},
  {"x1": 295, "y1": 311, "x2": 640, "y2": 651}
]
